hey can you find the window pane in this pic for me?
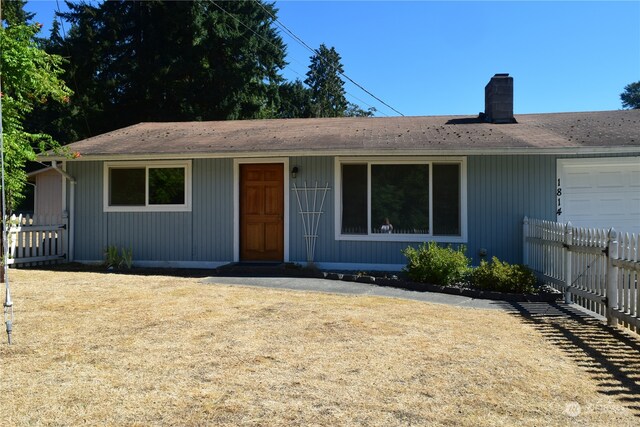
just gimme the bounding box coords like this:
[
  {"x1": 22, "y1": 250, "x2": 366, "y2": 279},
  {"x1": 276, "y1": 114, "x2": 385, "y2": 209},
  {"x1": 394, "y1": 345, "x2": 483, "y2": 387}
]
[
  {"x1": 149, "y1": 167, "x2": 185, "y2": 205},
  {"x1": 433, "y1": 164, "x2": 461, "y2": 236},
  {"x1": 341, "y1": 164, "x2": 367, "y2": 234},
  {"x1": 109, "y1": 168, "x2": 145, "y2": 206},
  {"x1": 371, "y1": 164, "x2": 429, "y2": 234}
]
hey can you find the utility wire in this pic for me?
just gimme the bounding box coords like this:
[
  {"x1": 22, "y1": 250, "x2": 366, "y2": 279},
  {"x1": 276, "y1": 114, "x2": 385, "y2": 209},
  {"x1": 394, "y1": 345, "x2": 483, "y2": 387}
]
[
  {"x1": 253, "y1": 0, "x2": 404, "y2": 116},
  {"x1": 210, "y1": 0, "x2": 386, "y2": 116}
]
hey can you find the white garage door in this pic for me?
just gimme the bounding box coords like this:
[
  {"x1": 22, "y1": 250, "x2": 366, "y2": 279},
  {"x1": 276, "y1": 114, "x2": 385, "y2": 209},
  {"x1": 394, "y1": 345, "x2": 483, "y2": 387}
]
[{"x1": 557, "y1": 157, "x2": 640, "y2": 234}]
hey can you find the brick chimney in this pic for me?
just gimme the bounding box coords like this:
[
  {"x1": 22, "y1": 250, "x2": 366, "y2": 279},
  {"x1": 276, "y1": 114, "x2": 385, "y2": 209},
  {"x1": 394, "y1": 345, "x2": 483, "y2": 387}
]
[{"x1": 484, "y1": 73, "x2": 515, "y2": 124}]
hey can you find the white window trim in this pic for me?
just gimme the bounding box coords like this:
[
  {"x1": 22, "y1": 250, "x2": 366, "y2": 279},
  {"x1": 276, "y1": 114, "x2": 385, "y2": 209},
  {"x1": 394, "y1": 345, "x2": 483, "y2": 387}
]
[
  {"x1": 103, "y1": 160, "x2": 192, "y2": 212},
  {"x1": 334, "y1": 156, "x2": 467, "y2": 243}
]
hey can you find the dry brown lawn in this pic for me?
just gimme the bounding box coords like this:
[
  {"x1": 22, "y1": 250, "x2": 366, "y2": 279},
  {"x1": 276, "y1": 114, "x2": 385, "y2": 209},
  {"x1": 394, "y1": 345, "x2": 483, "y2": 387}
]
[{"x1": 0, "y1": 269, "x2": 637, "y2": 426}]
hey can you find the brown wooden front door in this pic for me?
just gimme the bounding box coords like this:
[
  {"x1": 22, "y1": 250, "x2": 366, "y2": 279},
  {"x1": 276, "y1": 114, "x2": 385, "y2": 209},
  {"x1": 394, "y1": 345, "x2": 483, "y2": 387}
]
[{"x1": 240, "y1": 163, "x2": 284, "y2": 261}]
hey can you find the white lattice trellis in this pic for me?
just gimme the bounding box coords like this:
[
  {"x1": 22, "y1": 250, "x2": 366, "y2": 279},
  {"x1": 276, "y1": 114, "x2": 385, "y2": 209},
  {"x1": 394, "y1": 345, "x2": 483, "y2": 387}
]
[{"x1": 292, "y1": 181, "x2": 331, "y2": 263}]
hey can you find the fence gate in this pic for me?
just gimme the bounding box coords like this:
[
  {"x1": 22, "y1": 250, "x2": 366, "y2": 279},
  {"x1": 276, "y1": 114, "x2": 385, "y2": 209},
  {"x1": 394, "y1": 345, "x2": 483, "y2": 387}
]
[{"x1": 5, "y1": 214, "x2": 68, "y2": 267}]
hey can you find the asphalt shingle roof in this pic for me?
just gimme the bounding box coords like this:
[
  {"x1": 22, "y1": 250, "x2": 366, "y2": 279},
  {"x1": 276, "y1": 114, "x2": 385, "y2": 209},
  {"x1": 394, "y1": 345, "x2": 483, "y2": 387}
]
[{"x1": 56, "y1": 110, "x2": 640, "y2": 159}]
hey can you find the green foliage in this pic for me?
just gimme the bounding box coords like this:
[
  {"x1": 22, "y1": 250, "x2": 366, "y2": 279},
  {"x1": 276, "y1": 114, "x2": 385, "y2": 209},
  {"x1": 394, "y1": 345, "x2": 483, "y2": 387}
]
[
  {"x1": 104, "y1": 246, "x2": 120, "y2": 269},
  {"x1": 304, "y1": 44, "x2": 348, "y2": 118},
  {"x1": 30, "y1": 0, "x2": 287, "y2": 143},
  {"x1": 28, "y1": 1, "x2": 373, "y2": 135},
  {"x1": 302, "y1": 44, "x2": 372, "y2": 118},
  {"x1": 620, "y1": 81, "x2": 640, "y2": 110},
  {"x1": 471, "y1": 257, "x2": 537, "y2": 294},
  {"x1": 402, "y1": 242, "x2": 471, "y2": 286},
  {"x1": 275, "y1": 79, "x2": 313, "y2": 119},
  {"x1": 1, "y1": 0, "x2": 35, "y2": 26},
  {"x1": 404, "y1": 244, "x2": 539, "y2": 294},
  {"x1": 0, "y1": 22, "x2": 72, "y2": 210},
  {"x1": 345, "y1": 103, "x2": 375, "y2": 117},
  {"x1": 120, "y1": 247, "x2": 133, "y2": 270},
  {"x1": 104, "y1": 245, "x2": 133, "y2": 269}
]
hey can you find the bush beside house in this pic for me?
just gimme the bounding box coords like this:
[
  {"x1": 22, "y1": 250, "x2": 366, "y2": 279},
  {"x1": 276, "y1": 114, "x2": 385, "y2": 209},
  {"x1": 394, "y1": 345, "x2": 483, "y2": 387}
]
[{"x1": 403, "y1": 243, "x2": 538, "y2": 294}]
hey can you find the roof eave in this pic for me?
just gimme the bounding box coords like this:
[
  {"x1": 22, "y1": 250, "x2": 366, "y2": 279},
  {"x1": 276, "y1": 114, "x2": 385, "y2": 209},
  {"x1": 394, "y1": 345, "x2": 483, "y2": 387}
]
[{"x1": 38, "y1": 145, "x2": 640, "y2": 162}]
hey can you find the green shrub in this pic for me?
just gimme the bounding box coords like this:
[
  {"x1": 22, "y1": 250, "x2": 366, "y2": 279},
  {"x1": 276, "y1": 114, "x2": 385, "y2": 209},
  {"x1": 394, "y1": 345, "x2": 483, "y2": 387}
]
[
  {"x1": 471, "y1": 257, "x2": 537, "y2": 294},
  {"x1": 104, "y1": 245, "x2": 133, "y2": 269},
  {"x1": 120, "y1": 247, "x2": 133, "y2": 269},
  {"x1": 402, "y1": 242, "x2": 471, "y2": 286},
  {"x1": 104, "y1": 245, "x2": 120, "y2": 269}
]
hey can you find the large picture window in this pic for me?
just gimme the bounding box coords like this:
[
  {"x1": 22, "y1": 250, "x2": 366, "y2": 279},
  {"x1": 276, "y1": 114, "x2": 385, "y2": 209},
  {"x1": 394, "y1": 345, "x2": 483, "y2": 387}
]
[
  {"x1": 104, "y1": 161, "x2": 191, "y2": 212},
  {"x1": 336, "y1": 158, "x2": 466, "y2": 242}
]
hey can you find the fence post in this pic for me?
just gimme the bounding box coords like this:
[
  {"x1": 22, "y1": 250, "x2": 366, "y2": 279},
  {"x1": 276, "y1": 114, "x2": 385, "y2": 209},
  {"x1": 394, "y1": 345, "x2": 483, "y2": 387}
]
[
  {"x1": 62, "y1": 210, "x2": 69, "y2": 262},
  {"x1": 605, "y1": 228, "x2": 619, "y2": 327},
  {"x1": 564, "y1": 221, "x2": 573, "y2": 304},
  {"x1": 522, "y1": 216, "x2": 529, "y2": 267}
]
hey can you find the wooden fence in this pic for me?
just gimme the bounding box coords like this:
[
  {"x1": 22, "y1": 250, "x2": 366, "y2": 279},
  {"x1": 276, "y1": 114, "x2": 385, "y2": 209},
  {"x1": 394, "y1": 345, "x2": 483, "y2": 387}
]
[
  {"x1": 5, "y1": 214, "x2": 68, "y2": 266},
  {"x1": 524, "y1": 217, "x2": 640, "y2": 334}
]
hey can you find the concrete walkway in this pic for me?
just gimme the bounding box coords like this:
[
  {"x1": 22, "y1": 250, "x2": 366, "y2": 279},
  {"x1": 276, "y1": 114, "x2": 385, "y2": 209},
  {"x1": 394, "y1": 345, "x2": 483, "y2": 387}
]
[{"x1": 201, "y1": 275, "x2": 509, "y2": 310}]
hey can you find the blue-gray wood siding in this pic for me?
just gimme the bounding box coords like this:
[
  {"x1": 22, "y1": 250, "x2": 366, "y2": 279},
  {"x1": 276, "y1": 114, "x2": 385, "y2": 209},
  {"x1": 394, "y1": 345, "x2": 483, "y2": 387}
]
[
  {"x1": 288, "y1": 155, "x2": 557, "y2": 266},
  {"x1": 69, "y1": 161, "x2": 105, "y2": 260},
  {"x1": 191, "y1": 159, "x2": 234, "y2": 261},
  {"x1": 67, "y1": 159, "x2": 233, "y2": 263},
  {"x1": 466, "y1": 155, "x2": 556, "y2": 265},
  {"x1": 67, "y1": 153, "x2": 638, "y2": 267}
]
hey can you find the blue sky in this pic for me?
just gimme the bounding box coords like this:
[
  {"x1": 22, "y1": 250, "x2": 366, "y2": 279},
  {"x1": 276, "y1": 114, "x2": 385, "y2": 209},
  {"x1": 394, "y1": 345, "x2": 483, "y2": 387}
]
[{"x1": 25, "y1": 1, "x2": 640, "y2": 117}]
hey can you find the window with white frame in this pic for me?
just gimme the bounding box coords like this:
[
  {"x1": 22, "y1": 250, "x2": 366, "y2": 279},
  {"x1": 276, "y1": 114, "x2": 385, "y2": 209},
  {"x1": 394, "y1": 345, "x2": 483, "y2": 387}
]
[
  {"x1": 104, "y1": 161, "x2": 192, "y2": 212},
  {"x1": 336, "y1": 158, "x2": 466, "y2": 241}
]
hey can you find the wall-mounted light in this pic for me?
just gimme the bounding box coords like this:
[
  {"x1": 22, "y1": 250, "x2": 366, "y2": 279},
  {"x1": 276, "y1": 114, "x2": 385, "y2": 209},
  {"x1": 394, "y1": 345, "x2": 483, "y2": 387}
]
[{"x1": 291, "y1": 166, "x2": 299, "y2": 178}]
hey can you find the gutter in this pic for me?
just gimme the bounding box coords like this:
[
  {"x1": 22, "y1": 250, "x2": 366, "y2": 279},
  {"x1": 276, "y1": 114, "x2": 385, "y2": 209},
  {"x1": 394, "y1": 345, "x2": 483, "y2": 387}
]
[
  {"x1": 51, "y1": 161, "x2": 76, "y2": 262},
  {"x1": 38, "y1": 145, "x2": 640, "y2": 162}
]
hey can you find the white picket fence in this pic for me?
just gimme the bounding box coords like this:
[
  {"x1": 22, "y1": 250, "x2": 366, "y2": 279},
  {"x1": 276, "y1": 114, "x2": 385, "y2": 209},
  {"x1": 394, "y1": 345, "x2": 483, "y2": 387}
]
[
  {"x1": 4, "y1": 214, "x2": 68, "y2": 266},
  {"x1": 524, "y1": 217, "x2": 640, "y2": 333}
]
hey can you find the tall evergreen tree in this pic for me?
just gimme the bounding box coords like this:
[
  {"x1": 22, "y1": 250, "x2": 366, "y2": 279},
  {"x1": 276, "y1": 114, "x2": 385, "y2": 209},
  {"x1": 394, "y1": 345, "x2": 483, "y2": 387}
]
[
  {"x1": 304, "y1": 44, "x2": 348, "y2": 118},
  {"x1": 1, "y1": 0, "x2": 34, "y2": 26},
  {"x1": 620, "y1": 81, "x2": 640, "y2": 109},
  {"x1": 29, "y1": 0, "x2": 287, "y2": 143},
  {"x1": 275, "y1": 79, "x2": 312, "y2": 119}
]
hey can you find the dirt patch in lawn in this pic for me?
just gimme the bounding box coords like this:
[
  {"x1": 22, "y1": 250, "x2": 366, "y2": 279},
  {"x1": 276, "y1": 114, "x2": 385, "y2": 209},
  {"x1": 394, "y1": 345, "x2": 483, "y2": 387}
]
[{"x1": 0, "y1": 269, "x2": 637, "y2": 426}]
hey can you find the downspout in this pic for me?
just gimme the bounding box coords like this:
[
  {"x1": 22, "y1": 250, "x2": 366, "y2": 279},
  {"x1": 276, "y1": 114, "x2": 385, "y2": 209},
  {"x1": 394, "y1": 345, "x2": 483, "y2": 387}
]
[{"x1": 52, "y1": 161, "x2": 76, "y2": 262}]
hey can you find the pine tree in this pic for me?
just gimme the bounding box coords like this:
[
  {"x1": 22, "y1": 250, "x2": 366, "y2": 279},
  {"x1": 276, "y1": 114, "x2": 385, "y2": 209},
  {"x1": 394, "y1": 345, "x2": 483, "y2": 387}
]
[
  {"x1": 620, "y1": 81, "x2": 640, "y2": 109},
  {"x1": 1, "y1": 0, "x2": 34, "y2": 26},
  {"x1": 304, "y1": 44, "x2": 348, "y2": 118},
  {"x1": 29, "y1": 0, "x2": 287, "y2": 143},
  {"x1": 275, "y1": 79, "x2": 313, "y2": 118}
]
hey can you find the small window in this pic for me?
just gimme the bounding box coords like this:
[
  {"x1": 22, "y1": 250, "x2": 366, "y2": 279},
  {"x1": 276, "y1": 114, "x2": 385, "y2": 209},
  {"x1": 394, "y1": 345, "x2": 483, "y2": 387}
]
[
  {"x1": 104, "y1": 161, "x2": 191, "y2": 212},
  {"x1": 149, "y1": 167, "x2": 185, "y2": 205},
  {"x1": 109, "y1": 168, "x2": 145, "y2": 206}
]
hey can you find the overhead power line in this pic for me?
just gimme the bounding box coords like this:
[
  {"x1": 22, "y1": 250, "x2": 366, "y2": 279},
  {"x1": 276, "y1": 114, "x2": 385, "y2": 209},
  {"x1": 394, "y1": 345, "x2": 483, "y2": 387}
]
[
  {"x1": 209, "y1": 0, "x2": 386, "y2": 116},
  {"x1": 253, "y1": 0, "x2": 405, "y2": 116}
]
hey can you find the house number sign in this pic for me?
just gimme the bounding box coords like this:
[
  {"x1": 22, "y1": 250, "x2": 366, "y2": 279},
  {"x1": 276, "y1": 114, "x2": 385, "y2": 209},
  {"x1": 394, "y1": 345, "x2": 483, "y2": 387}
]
[{"x1": 556, "y1": 178, "x2": 562, "y2": 217}]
